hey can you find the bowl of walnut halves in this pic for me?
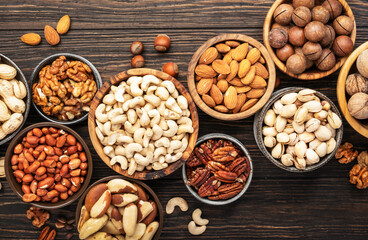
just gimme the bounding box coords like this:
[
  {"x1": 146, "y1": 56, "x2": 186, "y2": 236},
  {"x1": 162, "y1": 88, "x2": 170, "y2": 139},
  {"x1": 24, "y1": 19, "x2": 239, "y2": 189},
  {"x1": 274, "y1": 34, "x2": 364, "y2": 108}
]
[
  {"x1": 31, "y1": 53, "x2": 102, "y2": 124},
  {"x1": 182, "y1": 133, "x2": 253, "y2": 205}
]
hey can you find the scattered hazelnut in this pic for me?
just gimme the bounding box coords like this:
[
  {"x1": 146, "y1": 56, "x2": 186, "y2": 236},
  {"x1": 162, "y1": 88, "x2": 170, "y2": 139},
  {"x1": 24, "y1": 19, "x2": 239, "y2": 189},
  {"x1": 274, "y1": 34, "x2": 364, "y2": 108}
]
[
  {"x1": 154, "y1": 34, "x2": 171, "y2": 52},
  {"x1": 322, "y1": 0, "x2": 343, "y2": 20},
  {"x1": 312, "y1": 6, "x2": 330, "y2": 24},
  {"x1": 333, "y1": 35, "x2": 354, "y2": 57},
  {"x1": 276, "y1": 44, "x2": 295, "y2": 61},
  {"x1": 293, "y1": 0, "x2": 315, "y2": 9},
  {"x1": 333, "y1": 15, "x2": 354, "y2": 35},
  {"x1": 130, "y1": 41, "x2": 144, "y2": 55},
  {"x1": 131, "y1": 55, "x2": 145, "y2": 68},
  {"x1": 295, "y1": 47, "x2": 314, "y2": 69},
  {"x1": 302, "y1": 41, "x2": 322, "y2": 60},
  {"x1": 271, "y1": 23, "x2": 291, "y2": 34},
  {"x1": 357, "y1": 49, "x2": 368, "y2": 78},
  {"x1": 304, "y1": 21, "x2": 325, "y2": 42},
  {"x1": 346, "y1": 73, "x2": 368, "y2": 96},
  {"x1": 274, "y1": 4, "x2": 294, "y2": 25},
  {"x1": 286, "y1": 53, "x2": 307, "y2": 74},
  {"x1": 292, "y1": 6, "x2": 312, "y2": 27},
  {"x1": 162, "y1": 62, "x2": 179, "y2": 77},
  {"x1": 288, "y1": 26, "x2": 306, "y2": 47},
  {"x1": 316, "y1": 48, "x2": 336, "y2": 71},
  {"x1": 320, "y1": 25, "x2": 336, "y2": 48},
  {"x1": 269, "y1": 28, "x2": 288, "y2": 48}
]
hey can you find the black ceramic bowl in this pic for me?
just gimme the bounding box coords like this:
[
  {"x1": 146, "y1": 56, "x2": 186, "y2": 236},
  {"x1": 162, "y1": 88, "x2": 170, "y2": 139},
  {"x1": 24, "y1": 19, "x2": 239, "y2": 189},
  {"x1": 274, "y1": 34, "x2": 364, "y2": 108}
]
[
  {"x1": 30, "y1": 53, "x2": 102, "y2": 125},
  {"x1": 0, "y1": 54, "x2": 31, "y2": 146}
]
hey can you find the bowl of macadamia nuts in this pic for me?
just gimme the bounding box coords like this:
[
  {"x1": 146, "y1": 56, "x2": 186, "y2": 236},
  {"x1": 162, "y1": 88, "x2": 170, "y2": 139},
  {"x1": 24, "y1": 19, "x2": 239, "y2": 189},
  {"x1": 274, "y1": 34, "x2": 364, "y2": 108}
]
[
  {"x1": 0, "y1": 53, "x2": 31, "y2": 146},
  {"x1": 337, "y1": 41, "x2": 368, "y2": 138},
  {"x1": 88, "y1": 68, "x2": 199, "y2": 180},
  {"x1": 254, "y1": 87, "x2": 343, "y2": 172},
  {"x1": 264, "y1": 0, "x2": 356, "y2": 80}
]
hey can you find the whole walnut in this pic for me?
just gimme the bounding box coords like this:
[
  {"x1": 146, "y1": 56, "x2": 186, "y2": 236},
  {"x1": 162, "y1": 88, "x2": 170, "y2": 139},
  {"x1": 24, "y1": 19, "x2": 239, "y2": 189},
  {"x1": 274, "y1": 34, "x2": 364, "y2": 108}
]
[
  {"x1": 357, "y1": 49, "x2": 368, "y2": 78},
  {"x1": 345, "y1": 73, "x2": 368, "y2": 96},
  {"x1": 348, "y1": 92, "x2": 368, "y2": 119}
]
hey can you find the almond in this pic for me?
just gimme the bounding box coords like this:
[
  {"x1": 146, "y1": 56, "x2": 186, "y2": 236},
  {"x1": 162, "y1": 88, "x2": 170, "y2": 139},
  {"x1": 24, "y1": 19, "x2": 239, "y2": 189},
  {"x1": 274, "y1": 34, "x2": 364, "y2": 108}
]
[
  {"x1": 249, "y1": 76, "x2": 267, "y2": 89},
  {"x1": 254, "y1": 62, "x2": 269, "y2": 79},
  {"x1": 240, "y1": 99, "x2": 258, "y2": 112},
  {"x1": 210, "y1": 85, "x2": 223, "y2": 105},
  {"x1": 217, "y1": 80, "x2": 229, "y2": 93},
  {"x1": 196, "y1": 75, "x2": 202, "y2": 81},
  {"x1": 225, "y1": 40, "x2": 240, "y2": 48},
  {"x1": 212, "y1": 59, "x2": 230, "y2": 75},
  {"x1": 224, "y1": 86, "x2": 238, "y2": 110},
  {"x1": 199, "y1": 47, "x2": 218, "y2": 65},
  {"x1": 233, "y1": 94, "x2": 247, "y2": 113},
  {"x1": 202, "y1": 94, "x2": 216, "y2": 108},
  {"x1": 226, "y1": 60, "x2": 239, "y2": 81},
  {"x1": 236, "y1": 86, "x2": 252, "y2": 94},
  {"x1": 217, "y1": 74, "x2": 227, "y2": 80},
  {"x1": 259, "y1": 56, "x2": 266, "y2": 64},
  {"x1": 241, "y1": 66, "x2": 256, "y2": 85},
  {"x1": 20, "y1": 33, "x2": 41, "y2": 46},
  {"x1": 57, "y1": 15, "x2": 71, "y2": 35},
  {"x1": 214, "y1": 105, "x2": 229, "y2": 113},
  {"x1": 44, "y1": 25, "x2": 60, "y2": 46},
  {"x1": 195, "y1": 64, "x2": 217, "y2": 78},
  {"x1": 229, "y1": 78, "x2": 244, "y2": 87},
  {"x1": 246, "y1": 48, "x2": 261, "y2": 64},
  {"x1": 215, "y1": 43, "x2": 231, "y2": 53},
  {"x1": 196, "y1": 78, "x2": 213, "y2": 95},
  {"x1": 246, "y1": 88, "x2": 265, "y2": 99},
  {"x1": 232, "y1": 43, "x2": 249, "y2": 61},
  {"x1": 238, "y1": 59, "x2": 251, "y2": 78},
  {"x1": 223, "y1": 50, "x2": 233, "y2": 65}
]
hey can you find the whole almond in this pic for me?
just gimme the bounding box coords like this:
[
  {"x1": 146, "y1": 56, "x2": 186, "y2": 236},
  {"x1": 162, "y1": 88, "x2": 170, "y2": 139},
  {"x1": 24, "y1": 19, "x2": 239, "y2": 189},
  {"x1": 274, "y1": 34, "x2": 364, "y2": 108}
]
[
  {"x1": 246, "y1": 88, "x2": 265, "y2": 99},
  {"x1": 195, "y1": 64, "x2": 217, "y2": 78},
  {"x1": 44, "y1": 25, "x2": 60, "y2": 46},
  {"x1": 199, "y1": 47, "x2": 218, "y2": 65},
  {"x1": 217, "y1": 74, "x2": 227, "y2": 80},
  {"x1": 246, "y1": 48, "x2": 261, "y2": 64},
  {"x1": 236, "y1": 86, "x2": 252, "y2": 94},
  {"x1": 259, "y1": 56, "x2": 266, "y2": 64},
  {"x1": 229, "y1": 78, "x2": 243, "y2": 87},
  {"x1": 240, "y1": 99, "x2": 258, "y2": 112},
  {"x1": 195, "y1": 75, "x2": 202, "y2": 81},
  {"x1": 232, "y1": 43, "x2": 249, "y2": 61},
  {"x1": 225, "y1": 40, "x2": 240, "y2": 48},
  {"x1": 196, "y1": 78, "x2": 213, "y2": 95},
  {"x1": 57, "y1": 15, "x2": 71, "y2": 35},
  {"x1": 212, "y1": 59, "x2": 230, "y2": 75},
  {"x1": 215, "y1": 43, "x2": 231, "y2": 53},
  {"x1": 254, "y1": 62, "x2": 269, "y2": 79},
  {"x1": 210, "y1": 85, "x2": 223, "y2": 105},
  {"x1": 217, "y1": 80, "x2": 229, "y2": 93},
  {"x1": 20, "y1": 33, "x2": 41, "y2": 46},
  {"x1": 233, "y1": 94, "x2": 247, "y2": 113},
  {"x1": 249, "y1": 76, "x2": 267, "y2": 89},
  {"x1": 241, "y1": 66, "x2": 256, "y2": 85},
  {"x1": 202, "y1": 94, "x2": 216, "y2": 108},
  {"x1": 224, "y1": 86, "x2": 238, "y2": 110},
  {"x1": 214, "y1": 105, "x2": 229, "y2": 113},
  {"x1": 238, "y1": 59, "x2": 251, "y2": 78},
  {"x1": 223, "y1": 50, "x2": 233, "y2": 65},
  {"x1": 226, "y1": 60, "x2": 239, "y2": 81}
]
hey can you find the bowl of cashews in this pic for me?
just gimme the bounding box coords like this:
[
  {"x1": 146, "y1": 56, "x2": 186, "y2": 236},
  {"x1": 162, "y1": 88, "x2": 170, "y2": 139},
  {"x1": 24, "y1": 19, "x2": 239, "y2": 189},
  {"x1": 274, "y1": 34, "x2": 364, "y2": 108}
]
[{"x1": 88, "y1": 68, "x2": 199, "y2": 180}]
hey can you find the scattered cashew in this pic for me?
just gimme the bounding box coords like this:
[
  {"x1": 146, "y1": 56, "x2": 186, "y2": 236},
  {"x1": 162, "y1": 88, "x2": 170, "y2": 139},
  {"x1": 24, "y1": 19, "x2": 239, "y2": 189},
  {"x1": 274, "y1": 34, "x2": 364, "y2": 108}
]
[
  {"x1": 188, "y1": 221, "x2": 206, "y2": 235},
  {"x1": 166, "y1": 197, "x2": 188, "y2": 214},
  {"x1": 192, "y1": 208, "x2": 209, "y2": 226}
]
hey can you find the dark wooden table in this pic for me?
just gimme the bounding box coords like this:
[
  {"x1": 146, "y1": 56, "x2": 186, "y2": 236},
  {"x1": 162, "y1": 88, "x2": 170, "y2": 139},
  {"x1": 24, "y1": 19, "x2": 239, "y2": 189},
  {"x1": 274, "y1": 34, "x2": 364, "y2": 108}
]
[{"x1": 1, "y1": 1, "x2": 368, "y2": 239}]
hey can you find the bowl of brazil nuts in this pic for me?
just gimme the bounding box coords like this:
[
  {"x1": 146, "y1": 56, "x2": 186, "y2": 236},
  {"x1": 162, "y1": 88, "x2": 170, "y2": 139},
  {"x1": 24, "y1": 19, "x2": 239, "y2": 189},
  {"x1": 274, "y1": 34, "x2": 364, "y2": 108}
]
[
  {"x1": 254, "y1": 87, "x2": 343, "y2": 172},
  {"x1": 76, "y1": 175, "x2": 163, "y2": 240},
  {"x1": 4, "y1": 122, "x2": 93, "y2": 209},
  {"x1": 31, "y1": 53, "x2": 102, "y2": 124}
]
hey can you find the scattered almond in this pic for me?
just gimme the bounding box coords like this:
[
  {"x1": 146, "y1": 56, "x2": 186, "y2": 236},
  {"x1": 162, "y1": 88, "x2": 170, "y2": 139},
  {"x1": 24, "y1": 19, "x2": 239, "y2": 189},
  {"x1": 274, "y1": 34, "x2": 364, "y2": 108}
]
[
  {"x1": 202, "y1": 94, "x2": 216, "y2": 108},
  {"x1": 195, "y1": 64, "x2": 217, "y2": 78},
  {"x1": 212, "y1": 60, "x2": 230, "y2": 75},
  {"x1": 196, "y1": 78, "x2": 213, "y2": 95},
  {"x1": 210, "y1": 85, "x2": 223, "y2": 105},
  {"x1": 57, "y1": 15, "x2": 71, "y2": 35},
  {"x1": 44, "y1": 25, "x2": 60, "y2": 46},
  {"x1": 224, "y1": 86, "x2": 238, "y2": 110},
  {"x1": 21, "y1": 33, "x2": 41, "y2": 46},
  {"x1": 199, "y1": 47, "x2": 218, "y2": 65},
  {"x1": 215, "y1": 43, "x2": 231, "y2": 53}
]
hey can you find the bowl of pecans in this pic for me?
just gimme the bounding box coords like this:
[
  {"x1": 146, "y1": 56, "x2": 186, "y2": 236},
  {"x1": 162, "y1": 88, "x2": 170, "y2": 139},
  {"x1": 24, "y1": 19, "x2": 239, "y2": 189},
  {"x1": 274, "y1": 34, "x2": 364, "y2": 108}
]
[
  {"x1": 31, "y1": 53, "x2": 102, "y2": 125},
  {"x1": 182, "y1": 133, "x2": 253, "y2": 205}
]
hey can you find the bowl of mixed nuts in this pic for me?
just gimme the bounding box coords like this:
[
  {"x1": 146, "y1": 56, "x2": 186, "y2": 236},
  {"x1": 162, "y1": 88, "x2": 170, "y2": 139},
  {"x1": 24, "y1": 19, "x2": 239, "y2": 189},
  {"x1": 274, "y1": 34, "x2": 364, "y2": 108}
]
[
  {"x1": 31, "y1": 53, "x2": 102, "y2": 124},
  {"x1": 254, "y1": 87, "x2": 343, "y2": 172},
  {"x1": 182, "y1": 133, "x2": 253, "y2": 205},
  {"x1": 187, "y1": 34, "x2": 276, "y2": 120}
]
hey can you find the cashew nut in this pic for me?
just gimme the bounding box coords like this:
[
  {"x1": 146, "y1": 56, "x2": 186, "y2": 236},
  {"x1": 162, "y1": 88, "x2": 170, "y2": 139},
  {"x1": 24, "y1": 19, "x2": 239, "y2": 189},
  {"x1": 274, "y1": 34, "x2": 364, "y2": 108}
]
[
  {"x1": 127, "y1": 159, "x2": 137, "y2": 175},
  {"x1": 114, "y1": 145, "x2": 126, "y2": 155},
  {"x1": 165, "y1": 97, "x2": 182, "y2": 114},
  {"x1": 110, "y1": 156, "x2": 128, "y2": 170},
  {"x1": 129, "y1": 96, "x2": 145, "y2": 109},
  {"x1": 134, "y1": 153, "x2": 152, "y2": 166},
  {"x1": 148, "y1": 109, "x2": 160, "y2": 127},
  {"x1": 163, "y1": 120, "x2": 178, "y2": 137},
  {"x1": 117, "y1": 135, "x2": 133, "y2": 144},
  {"x1": 188, "y1": 221, "x2": 206, "y2": 235},
  {"x1": 124, "y1": 121, "x2": 141, "y2": 134},
  {"x1": 96, "y1": 104, "x2": 108, "y2": 123},
  {"x1": 165, "y1": 197, "x2": 188, "y2": 214},
  {"x1": 103, "y1": 121, "x2": 112, "y2": 136},
  {"x1": 153, "y1": 147, "x2": 167, "y2": 160},
  {"x1": 161, "y1": 80, "x2": 175, "y2": 94},
  {"x1": 143, "y1": 103, "x2": 154, "y2": 112},
  {"x1": 130, "y1": 78, "x2": 143, "y2": 97},
  {"x1": 152, "y1": 161, "x2": 168, "y2": 170},
  {"x1": 115, "y1": 85, "x2": 125, "y2": 103},
  {"x1": 136, "y1": 164, "x2": 145, "y2": 172},
  {"x1": 133, "y1": 128, "x2": 145, "y2": 145},
  {"x1": 165, "y1": 152, "x2": 182, "y2": 163},
  {"x1": 167, "y1": 140, "x2": 182, "y2": 154},
  {"x1": 107, "y1": 108, "x2": 123, "y2": 120},
  {"x1": 146, "y1": 86, "x2": 157, "y2": 95},
  {"x1": 127, "y1": 109, "x2": 137, "y2": 124},
  {"x1": 142, "y1": 128, "x2": 153, "y2": 147},
  {"x1": 104, "y1": 146, "x2": 115, "y2": 158},
  {"x1": 177, "y1": 95, "x2": 188, "y2": 110},
  {"x1": 154, "y1": 137, "x2": 170, "y2": 148},
  {"x1": 141, "y1": 75, "x2": 161, "y2": 91},
  {"x1": 151, "y1": 124, "x2": 163, "y2": 141},
  {"x1": 177, "y1": 124, "x2": 194, "y2": 135},
  {"x1": 111, "y1": 115, "x2": 127, "y2": 125},
  {"x1": 125, "y1": 143, "x2": 143, "y2": 158},
  {"x1": 156, "y1": 87, "x2": 170, "y2": 100},
  {"x1": 95, "y1": 127, "x2": 104, "y2": 142},
  {"x1": 103, "y1": 93, "x2": 117, "y2": 105},
  {"x1": 127, "y1": 76, "x2": 142, "y2": 85},
  {"x1": 163, "y1": 109, "x2": 180, "y2": 120},
  {"x1": 138, "y1": 109, "x2": 150, "y2": 127},
  {"x1": 144, "y1": 94, "x2": 161, "y2": 107},
  {"x1": 174, "y1": 136, "x2": 188, "y2": 153},
  {"x1": 192, "y1": 208, "x2": 209, "y2": 226}
]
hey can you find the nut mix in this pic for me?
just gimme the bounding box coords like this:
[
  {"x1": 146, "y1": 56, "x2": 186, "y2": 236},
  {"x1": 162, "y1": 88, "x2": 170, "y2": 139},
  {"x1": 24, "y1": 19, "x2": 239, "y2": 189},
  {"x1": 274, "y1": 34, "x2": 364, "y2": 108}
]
[
  {"x1": 32, "y1": 56, "x2": 98, "y2": 121},
  {"x1": 11, "y1": 127, "x2": 88, "y2": 203},
  {"x1": 77, "y1": 178, "x2": 160, "y2": 239},
  {"x1": 262, "y1": 89, "x2": 342, "y2": 169},
  {"x1": 95, "y1": 74, "x2": 193, "y2": 175},
  {"x1": 185, "y1": 138, "x2": 251, "y2": 200},
  {"x1": 195, "y1": 40, "x2": 269, "y2": 114},
  {"x1": 269, "y1": 0, "x2": 355, "y2": 74}
]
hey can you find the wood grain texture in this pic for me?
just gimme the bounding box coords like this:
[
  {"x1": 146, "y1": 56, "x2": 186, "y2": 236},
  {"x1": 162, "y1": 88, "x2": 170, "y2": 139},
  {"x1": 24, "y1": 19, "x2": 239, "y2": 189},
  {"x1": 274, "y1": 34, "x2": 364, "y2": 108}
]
[{"x1": 0, "y1": 0, "x2": 368, "y2": 239}]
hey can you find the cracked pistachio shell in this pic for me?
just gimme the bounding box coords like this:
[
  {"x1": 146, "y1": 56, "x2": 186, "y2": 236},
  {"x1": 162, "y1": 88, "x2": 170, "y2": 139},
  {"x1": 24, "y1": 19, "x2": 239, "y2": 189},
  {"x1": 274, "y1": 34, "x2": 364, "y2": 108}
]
[
  {"x1": 315, "y1": 142, "x2": 327, "y2": 158},
  {"x1": 294, "y1": 158, "x2": 306, "y2": 169},
  {"x1": 273, "y1": 100, "x2": 284, "y2": 115},
  {"x1": 286, "y1": 145, "x2": 296, "y2": 157},
  {"x1": 275, "y1": 115, "x2": 287, "y2": 132},
  {"x1": 298, "y1": 132, "x2": 315, "y2": 143},
  {"x1": 306, "y1": 112, "x2": 314, "y2": 121},
  {"x1": 327, "y1": 111, "x2": 342, "y2": 129},
  {"x1": 281, "y1": 154, "x2": 294, "y2": 167},
  {"x1": 292, "y1": 120, "x2": 305, "y2": 134},
  {"x1": 294, "y1": 106, "x2": 309, "y2": 124},
  {"x1": 264, "y1": 136, "x2": 277, "y2": 148},
  {"x1": 288, "y1": 133, "x2": 299, "y2": 145},
  {"x1": 309, "y1": 139, "x2": 322, "y2": 150},
  {"x1": 325, "y1": 123, "x2": 336, "y2": 138},
  {"x1": 314, "y1": 110, "x2": 328, "y2": 121},
  {"x1": 326, "y1": 138, "x2": 337, "y2": 154},
  {"x1": 262, "y1": 126, "x2": 277, "y2": 137},
  {"x1": 321, "y1": 100, "x2": 331, "y2": 111},
  {"x1": 295, "y1": 141, "x2": 307, "y2": 159},
  {"x1": 271, "y1": 143, "x2": 285, "y2": 159},
  {"x1": 297, "y1": 89, "x2": 316, "y2": 102},
  {"x1": 276, "y1": 132, "x2": 290, "y2": 143},
  {"x1": 283, "y1": 124, "x2": 295, "y2": 134},
  {"x1": 303, "y1": 100, "x2": 322, "y2": 113},
  {"x1": 306, "y1": 149, "x2": 320, "y2": 165},
  {"x1": 281, "y1": 92, "x2": 298, "y2": 105},
  {"x1": 305, "y1": 118, "x2": 321, "y2": 132},
  {"x1": 279, "y1": 104, "x2": 297, "y2": 118},
  {"x1": 315, "y1": 126, "x2": 332, "y2": 141},
  {"x1": 264, "y1": 109, "x2": 276, "y2": 127}
]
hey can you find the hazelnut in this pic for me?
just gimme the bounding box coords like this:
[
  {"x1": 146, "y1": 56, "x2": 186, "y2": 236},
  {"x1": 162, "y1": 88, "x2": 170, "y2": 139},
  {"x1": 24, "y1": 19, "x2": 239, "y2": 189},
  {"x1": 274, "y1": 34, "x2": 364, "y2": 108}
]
[
  {"x1": 288, "y1": 26, "x2": 306, "y2": 47},
  {"x1": 302, "y1": 41, "x2": 322, "y2": 60},
  {"x1": 271, "y1": 23, "x2": 290, "y2": 34},
  {"x1": 333, "y1": 15, "x2": 354, "y2": 35},
  {"x1": 162, "y1": 62, "x2": 179, "y2": 77},
  {"x1": 357, "y1": 49, "x2": 368, "y2": 78},
  {"x1": 316, "y1": 48, "x2": 336, "y2": 71},
  {"x1": 269, "y1": 28, "x2": 289, "y2": 49},
  {"x1": 286, "y1": 53, "x2": 307, "y2": 74},
  {"x1": 154, "y1": 34, "x2": 171, "y2": 52},
  {"x1": 292, "y1": 6, "x2": 311, "y2": 27},
  {"x1": 320, "y1": 25, "x2": 336, "y2": 48},
  {"x1": 295, "y1": 47, "x2": 314, "y2": 69},
  {"x1": 276, "y1": 44, "x2": 295, "y2": 61},
  {"x1": 292, "y1": 0, "x2": 315, "y2": 9},
  {"x1": 346, "y1": 73, "x2": 368, "y2": 96},
  {"x1": 274, "y1": 4, "x2": 294, "y2": 25},
  {"x1": 322, "y1": 0, "x2": 343, "y2": 19},
  {"x1": 304, "y1": 21, "x2": 325, "y2": 42},
  {"x1": 332, "y1": 35, "x2": 353, "y2": 57},
  {"x1": 311, "y1": 6, "x2": 330, "y2": 24},
  {"x1": 130, "y1": 41, "x2": 144, "y2": 55},
  {"x1": 131, "y1": 55, "x2": 145, "y2": 68}
]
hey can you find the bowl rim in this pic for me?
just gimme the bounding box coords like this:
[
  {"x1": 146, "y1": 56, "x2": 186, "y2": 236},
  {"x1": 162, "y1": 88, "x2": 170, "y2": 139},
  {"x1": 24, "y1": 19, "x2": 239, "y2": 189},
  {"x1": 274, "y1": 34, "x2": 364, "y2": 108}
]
[
  {"x1": 263, "y1": 0, "x2": 357, "y2": 80},
  {"x1": 253, "y1": 87, "x2": 343, "y2": 172},
  {"x1": 187, "y1": 33, "x2": 276, "y2": 121},
  {"x1": 30, "y1": 53, "x2": 103, "y2": 125},
  {"x1": 4, "y1": 122, "x2": 93, "y2": 209},
  {"x1": 182, "y1": 133, "x2": 254, "y2": 205},
  {"x1": 0, "y1": 53, "x2": 31, "y2": 146},
  {"x1": 75, "y1": 175, "x2": 163, "y2": 240},
  {"x1": 88, "y1": 68, "x2": 199, "y2": 180},
  {"x1": 337, "y1": 41, "x2": 368, "y2": 138}
]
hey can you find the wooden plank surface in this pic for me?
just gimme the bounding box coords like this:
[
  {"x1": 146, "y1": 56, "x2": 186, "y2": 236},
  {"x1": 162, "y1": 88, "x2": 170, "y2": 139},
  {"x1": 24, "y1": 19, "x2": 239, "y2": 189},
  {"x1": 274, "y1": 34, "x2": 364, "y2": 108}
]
[{"x1": 0, "y1": 0, "x2": 368, "y2": 239}]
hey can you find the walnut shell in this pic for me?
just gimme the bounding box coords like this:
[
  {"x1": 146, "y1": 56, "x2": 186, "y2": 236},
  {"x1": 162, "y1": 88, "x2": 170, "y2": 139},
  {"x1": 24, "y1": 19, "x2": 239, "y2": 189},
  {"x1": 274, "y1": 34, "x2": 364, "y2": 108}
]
[
  {"x1": 348, "y1": 92, "x2": 368, "y2": 120},
  {"x1": 345, "y1": 73, "x2": 368, "y2": 96}
]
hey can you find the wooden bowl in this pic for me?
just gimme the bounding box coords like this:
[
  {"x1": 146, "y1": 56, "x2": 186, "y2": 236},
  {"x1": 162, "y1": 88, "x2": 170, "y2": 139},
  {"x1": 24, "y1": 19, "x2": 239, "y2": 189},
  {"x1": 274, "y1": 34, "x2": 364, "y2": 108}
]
[
  {"x1": 187, "y1": 34, "x2": 276, "y2": 121},
  {"x1": 263, "y1": 0, "x2": 356, "y2": 80},
  {"x1": 88, "y1": 68, "x2": 199, "y2": 180},
  {"x1": 4, "y1": 122, "x2": 93, "y2": 209},
  {"x1": 75, "y1": 175, "x2": 163, "y2": 240},
  {"x1": 337, "y1": 41, "x2": 368, "y2": 138}
]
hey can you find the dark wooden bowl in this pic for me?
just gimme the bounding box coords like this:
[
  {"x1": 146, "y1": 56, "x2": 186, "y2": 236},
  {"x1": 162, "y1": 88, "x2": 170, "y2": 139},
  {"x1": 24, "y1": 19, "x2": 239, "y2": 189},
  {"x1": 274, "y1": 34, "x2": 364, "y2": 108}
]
[
  {"x1": 337, "y1": 41, "x2": 368, "y2": 138},
  {"x1": 187, "y1": 34, "x2": 276, "y2": 121},
  {"x1": 4, "y1": 122, "x2": 93, "y2": 209},
  {"x1": 0, "y1": 53, "x2": 31, "y2": 146},
  {"x1": 75, "y1": 175, "x2": 163, "y2": 240},
  {"x1": 88, "y1": 68, "x2": 199, "y2": 180},
  {"x1": 263, "y1": 0, "x2": 356, "y2": 80}
]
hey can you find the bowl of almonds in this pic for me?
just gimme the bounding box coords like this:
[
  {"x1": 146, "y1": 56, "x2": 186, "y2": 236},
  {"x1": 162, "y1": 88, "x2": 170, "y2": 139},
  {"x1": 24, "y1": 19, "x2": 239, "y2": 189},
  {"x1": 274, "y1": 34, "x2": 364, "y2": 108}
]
[{"x1": 187, "y1": 34, "x2": 276, "y2": 120}]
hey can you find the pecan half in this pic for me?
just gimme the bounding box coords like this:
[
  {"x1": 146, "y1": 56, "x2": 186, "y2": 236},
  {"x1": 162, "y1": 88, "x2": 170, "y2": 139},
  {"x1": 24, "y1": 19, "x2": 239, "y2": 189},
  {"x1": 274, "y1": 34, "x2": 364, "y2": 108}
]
[
  {"x1": 214, "y1": 171, "x2": 237, "y2": 183},
  {"x1": 212, "y1": 146, "x2": 238, "y2": 162},
  {"x1": 198, "y1": 176, "x2": 220, "y2": 197},
  {"x1": 187, "y1": 168, "x2": 210, "y2": 188},
  {"x1": 229, "y1": 157, "x2": 249, "y2": 176},
  {"x1": 207, "y1": 161, "x2": 230, "y2": 172}
]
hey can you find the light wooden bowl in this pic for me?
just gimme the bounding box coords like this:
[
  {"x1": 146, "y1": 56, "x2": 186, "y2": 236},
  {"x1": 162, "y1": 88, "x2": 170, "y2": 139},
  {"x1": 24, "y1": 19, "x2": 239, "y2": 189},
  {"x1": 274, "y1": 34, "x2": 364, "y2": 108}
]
[
  {"x1": 263, "y1": 0, "x2": 356, "y2": 80},
  {"x1": 88, "y1": 68, "x2": 199, "y2": 180},
  {"x1": 187, "y1": 34, "x2": 276, "y2": 121},
  {"x1": 337, "y1": 41, "x2": 368, "y2": 138}
]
